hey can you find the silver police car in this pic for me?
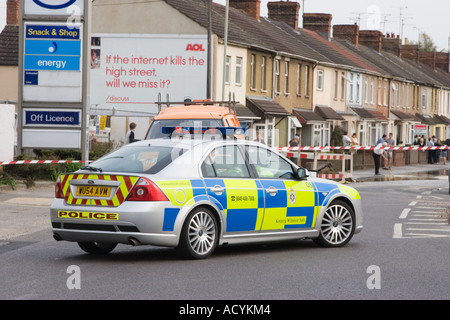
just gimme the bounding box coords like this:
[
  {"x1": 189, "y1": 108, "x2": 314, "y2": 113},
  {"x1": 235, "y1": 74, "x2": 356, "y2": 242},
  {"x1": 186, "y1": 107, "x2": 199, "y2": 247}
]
[{"x1": 51, "y1": 130, "x2": 363, "y2": 259}]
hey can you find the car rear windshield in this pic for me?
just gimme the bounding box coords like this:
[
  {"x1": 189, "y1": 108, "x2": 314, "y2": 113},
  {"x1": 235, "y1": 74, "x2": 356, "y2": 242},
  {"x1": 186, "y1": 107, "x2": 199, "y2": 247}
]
[
  {"x1": 87, "y1": 145, "x2": 185, "y2": 174},
  {"x1": 146, "y1": 119, "x2": 224, "y2": 139}
]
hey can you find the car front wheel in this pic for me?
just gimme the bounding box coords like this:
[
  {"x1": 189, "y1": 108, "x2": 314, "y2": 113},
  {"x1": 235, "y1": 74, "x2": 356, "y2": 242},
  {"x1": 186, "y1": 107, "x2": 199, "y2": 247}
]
[
  {"x1": 315, "y1": 200, "x2": 355, "y2": 247},
  {"x1": 177, "y1": 207, "x2": 218, "y2": 259}
]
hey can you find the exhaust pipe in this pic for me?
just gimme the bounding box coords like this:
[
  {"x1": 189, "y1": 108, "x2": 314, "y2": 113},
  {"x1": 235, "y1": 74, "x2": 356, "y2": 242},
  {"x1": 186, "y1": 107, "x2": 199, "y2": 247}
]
[
  {"x1": 128, "y1": 237, "x2": 141, "y2": 246},
  {"x1": 53, "y1": 233, "x2": 63, "y2": 241}
]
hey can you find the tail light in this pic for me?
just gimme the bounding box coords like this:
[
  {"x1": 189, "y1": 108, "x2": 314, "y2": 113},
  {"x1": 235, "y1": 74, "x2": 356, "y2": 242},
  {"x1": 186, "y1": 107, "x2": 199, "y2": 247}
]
[
  {"x1": 126, "y1": 177, "x2": 168, "y2": 201},
  {"x1": 55, "y1": 175, "x2": 64, "y2": 199}
]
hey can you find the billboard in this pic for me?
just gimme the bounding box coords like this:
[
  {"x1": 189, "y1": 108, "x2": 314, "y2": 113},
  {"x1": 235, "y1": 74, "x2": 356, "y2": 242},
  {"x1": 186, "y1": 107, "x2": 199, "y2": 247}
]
[{"x1": 89, "y1": 34, "x2": 208, "y2": 116}]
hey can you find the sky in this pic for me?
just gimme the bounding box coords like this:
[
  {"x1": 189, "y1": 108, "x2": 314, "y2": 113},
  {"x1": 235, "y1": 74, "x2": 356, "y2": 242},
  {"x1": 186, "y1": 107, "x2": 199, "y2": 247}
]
[
  {"x1": 215, "y1": 0, "x2": 450, "y2": 52},
  {"x1": 1, "y1": 0, "x2": 449, "y2": 51}
]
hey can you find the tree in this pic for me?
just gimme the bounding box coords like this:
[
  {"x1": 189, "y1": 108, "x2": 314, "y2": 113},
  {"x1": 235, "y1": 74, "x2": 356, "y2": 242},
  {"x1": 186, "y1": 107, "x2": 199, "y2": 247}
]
[{"x1": 418, "y1": 32, "x2": 437, "y2": 52}]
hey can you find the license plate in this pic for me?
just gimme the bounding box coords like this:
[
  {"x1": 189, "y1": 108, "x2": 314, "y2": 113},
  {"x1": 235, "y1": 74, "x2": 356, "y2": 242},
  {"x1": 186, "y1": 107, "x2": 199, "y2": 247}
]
[{"x1": 76, "y1": 186, "x2": 111, "y2": 198}]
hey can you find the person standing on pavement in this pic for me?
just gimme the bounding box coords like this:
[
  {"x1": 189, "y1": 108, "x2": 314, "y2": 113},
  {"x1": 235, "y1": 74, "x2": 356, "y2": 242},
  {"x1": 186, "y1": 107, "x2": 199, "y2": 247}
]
[
  {"x1": 125, "y1": 122, "x2": 140, "y2": 144},
  {"x1": 288, "y1": 135, "x2": 300, "y2": 162},
  {"x1": 373, "y1": 141, "x2": 388, "y2": 175},
  {"x1": 384, "y1": 133, "x2": 395, "y2": 169},
  {"x1": 343, "y1": 132, "x2": 351, "y2": 147},
  {"x1": 427, "y1": 137, "x2": 435, "y2": 164}
]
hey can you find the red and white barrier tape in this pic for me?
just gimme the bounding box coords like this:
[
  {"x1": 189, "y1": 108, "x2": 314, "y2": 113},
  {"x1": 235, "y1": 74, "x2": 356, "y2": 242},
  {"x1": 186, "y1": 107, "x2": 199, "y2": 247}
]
[
  {"x1": 0, "y1": 160, "x2": 89, "y2": 166},
  {"x1": 278, "y1": 146, "x2": 449, "y2": 152}
]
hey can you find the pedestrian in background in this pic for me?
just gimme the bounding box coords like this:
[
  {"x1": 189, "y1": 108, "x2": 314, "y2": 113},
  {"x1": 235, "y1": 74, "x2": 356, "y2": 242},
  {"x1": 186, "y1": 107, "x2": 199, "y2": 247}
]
[
  {"x1": 125, "y1": 122, "x2": 139, "y2": 144},
  {"x1": 373, "y1": 142, "x2": 388, "y2": 175},
  {"x1": 384, "y1": 133, "x2": 395, "y2": 170},
  {"x1": 288, "y1": 135, "x2": 300, "y2": 162},
  {"x1": 342, "y1": 131, "x2": 351, "y2": 146},
  {"x1": 427, "y1": 137, "x2": 434, "y2": 164},
  {"x1": 351, "y1": 133, "x2": 359, "y2": 146}
]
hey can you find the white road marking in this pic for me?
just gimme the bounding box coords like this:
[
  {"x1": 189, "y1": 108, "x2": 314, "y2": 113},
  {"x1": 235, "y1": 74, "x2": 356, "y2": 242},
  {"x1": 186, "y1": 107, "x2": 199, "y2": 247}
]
[{"x1": 399, "y1": 208, "x2": 411, "y2": 219}]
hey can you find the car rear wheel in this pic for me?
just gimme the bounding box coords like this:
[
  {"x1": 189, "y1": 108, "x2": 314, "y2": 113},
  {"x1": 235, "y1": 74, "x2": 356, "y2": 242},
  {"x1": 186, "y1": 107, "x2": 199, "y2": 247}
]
[
  {"x1": 177, "y1": 207, "x2": 218, "y2": 259},
  {"x1": 315, "y1": 200, "x2": 355, "y2": 247},
  {"x1": 77, "y1": 242, "x2": 117, "y2": 254}
]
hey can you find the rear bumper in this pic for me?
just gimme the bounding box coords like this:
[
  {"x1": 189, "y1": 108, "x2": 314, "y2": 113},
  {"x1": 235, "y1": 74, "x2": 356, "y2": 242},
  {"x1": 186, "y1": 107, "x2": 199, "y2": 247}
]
[
  {"x1": 52, "y1": 228, "x2": 179, "y2": 247},
  {"x1": 50, "y1": 199, "x2": 181, "y2": 247}
]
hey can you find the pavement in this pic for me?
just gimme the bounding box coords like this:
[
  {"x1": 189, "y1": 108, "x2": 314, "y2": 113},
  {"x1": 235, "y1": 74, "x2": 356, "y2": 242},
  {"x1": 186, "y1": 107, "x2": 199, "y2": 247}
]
[{"x1": 350, "y1": 163, "x2": 449, "y2": 182}]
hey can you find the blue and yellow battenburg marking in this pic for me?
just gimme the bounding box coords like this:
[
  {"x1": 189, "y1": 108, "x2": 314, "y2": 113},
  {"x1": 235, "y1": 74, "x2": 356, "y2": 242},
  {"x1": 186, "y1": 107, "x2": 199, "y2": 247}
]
[{"x1": 155, "y1": 178, "x2": 360, "y2": 233}]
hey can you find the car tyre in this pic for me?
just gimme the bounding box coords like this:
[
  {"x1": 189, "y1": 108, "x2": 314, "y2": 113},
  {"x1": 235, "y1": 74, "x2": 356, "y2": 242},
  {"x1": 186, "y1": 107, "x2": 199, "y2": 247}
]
[
  {"x1": 314, "y1": 200, "x2": 355, "y2": 247},
  {"x1": 177, "y1": 207, "x2": 218, "y2": 259},
  {"x1": 77, "y1": 242, "x2": 117, "y2": 254}
]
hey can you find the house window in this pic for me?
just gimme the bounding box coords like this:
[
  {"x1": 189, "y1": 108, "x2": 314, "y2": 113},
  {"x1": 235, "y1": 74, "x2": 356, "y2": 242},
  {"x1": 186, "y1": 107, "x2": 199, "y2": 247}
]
[
  {"x1": 261, "y1": 56, "x2": 267, "y2": 91},
  {"x1": 364, "y1": 78, "x2": 369, "y2": 103},
  {"x1": 235, "y1": 57, "x2": 242, "y2": 85},
  {"x1": 341, "y1": 72, "x2": 345, "y2": 100},
  {"x1": 284, "y1": 61, "x2": 289, "y2": 94},
  {"x1": 313, "y1": 123, "x2": 330, "y2": 147},
  {"x1": 296, "y1": 63, "x2": 302, "y2": 95},
  {"x1": 349, "y1": 73, "x2": 354, "y2": 102},
  {"x1": 356, "y1": 75, "x2": 361, "y2": 103},
  {"x1": 250, "y1": 54, "x2": 256, "y2": 90},
  {"x1": 370, "y1": 78, "x2": 375, "y2": 104},
  {"x1": 225, "y1": 55, "x2": 231, "y2": 84},
  {"x1": 421, "y1": 88, "x2": 427, "y2": 109},
  {"x1": 305, "y1": 65, "x2": 310, "y2": 97},
  {"x1": 334, "y1": 70, "x2": 339, "y2": 100},
  {"x1": 274, "y1": 59, "x2": 280, "y2": 94},
  {"x1": 378, "y1": 78, "x2": 382, "y2": 106},
  {"x1": 383, "y1": 80, "x2": 388, "y2": 106},
  {"x1": 317, "y1": 69, "x2": 324, "y2": 91}
]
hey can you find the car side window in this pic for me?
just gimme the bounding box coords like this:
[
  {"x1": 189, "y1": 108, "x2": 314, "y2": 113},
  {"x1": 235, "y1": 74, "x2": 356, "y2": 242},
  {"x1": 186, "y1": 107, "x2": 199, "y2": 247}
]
[
  {"x1": 201, "y1": 145, "x2": 250, "y2": 178},
  {"x1": 246, "y1": 145, "x2": 295, "y2": 179}
]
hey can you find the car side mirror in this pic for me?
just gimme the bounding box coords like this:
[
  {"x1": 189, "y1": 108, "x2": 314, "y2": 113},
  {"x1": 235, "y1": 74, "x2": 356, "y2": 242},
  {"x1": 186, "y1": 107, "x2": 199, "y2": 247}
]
[{"x1": 297, "y1": 167, "x2": 309, "y2": 180}]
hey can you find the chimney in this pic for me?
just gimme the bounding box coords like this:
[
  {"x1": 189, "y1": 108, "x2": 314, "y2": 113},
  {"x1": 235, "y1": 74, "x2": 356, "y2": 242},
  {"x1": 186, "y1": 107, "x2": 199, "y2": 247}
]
[
  {"x1": 401, "y1": 44, "x2": 419, "y2": 63},
  {"x1": 381, "y1": 33, "x2": 401, "y2": 56},
  {"x1": 358, "y1": 30, "x2": 383, "y2": 52},
  {"x1": 303, "y1": 13, "x2": 332, "y2": 39},
  {"x1": 419, "y1": 51, "x2": 436, "y2": 69},
  {"x1": 267, "y1": 0, "x2": 300, "y2": 30},
  {"x1": 434, "y1": 52, "x2": 449, "y2": 73},
  {"x1": 333, "y1": 24, "x2": 359, "y2": 48},
  {"x1": 229, "y1": 0, "x2": 261, "y2": 20},
  {"x1": 6, "y1": 0, "x2": 19, "y2": 26}
]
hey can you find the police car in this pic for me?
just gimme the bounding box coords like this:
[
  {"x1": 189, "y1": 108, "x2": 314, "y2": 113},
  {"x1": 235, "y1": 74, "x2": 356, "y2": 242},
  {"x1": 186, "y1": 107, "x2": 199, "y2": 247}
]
[{"x1": 51, "y1": 128, "x2": 363, "y2": 259}]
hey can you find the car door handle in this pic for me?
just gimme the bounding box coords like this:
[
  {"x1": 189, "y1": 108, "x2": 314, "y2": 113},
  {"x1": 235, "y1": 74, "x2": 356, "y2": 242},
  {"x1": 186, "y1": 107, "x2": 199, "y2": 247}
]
[
  {"x1": 265, "y1": 186, "x2": 278, "y2": 196},
  {"x1": 210, "y1": 185, "x2": 224, "y2": 195}
]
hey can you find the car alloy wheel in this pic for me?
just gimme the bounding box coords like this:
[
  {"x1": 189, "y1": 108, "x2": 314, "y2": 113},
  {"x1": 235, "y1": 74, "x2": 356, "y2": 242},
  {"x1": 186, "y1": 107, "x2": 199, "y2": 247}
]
[
  {"x1": 316, "y1": 200, "x2": 355, "y2": 247},
  {"x1": 178, "y1": 207, "x2": 218, "y2": 259}
]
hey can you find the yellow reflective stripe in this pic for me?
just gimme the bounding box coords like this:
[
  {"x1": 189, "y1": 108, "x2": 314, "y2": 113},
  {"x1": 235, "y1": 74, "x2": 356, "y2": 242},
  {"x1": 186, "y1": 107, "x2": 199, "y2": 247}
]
[
  {"x1": 255, "y1": 208, "x2": 264, "y2": 230},
  {"x1": 261, "y1": 208, "x2": 307, "y2": 230},
  {"x1": 284, "y1": 181, "x2": 315, "y2": 207},
  {"x1": 224, "y1": 179, "x2": 258, "y2": 210},
  {"x1": 156, "y1": 180, "x2": 194, "y2": 206},
  {"x1": 338, "y1": 185, "x2": 361, "y2": 200},
  {"x1": 261, "y1": 208, "x2": 287, "y2": 230}
]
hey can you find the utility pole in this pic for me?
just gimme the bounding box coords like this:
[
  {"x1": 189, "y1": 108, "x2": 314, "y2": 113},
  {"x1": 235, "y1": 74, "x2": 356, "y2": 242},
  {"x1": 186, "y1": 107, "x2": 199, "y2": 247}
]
[
  {"x1": 221, "y1": 0, "x2": 229, "y2": 101},
  {"x1": 206, "y1": 0, "x2": 212, "y2": 99}
]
